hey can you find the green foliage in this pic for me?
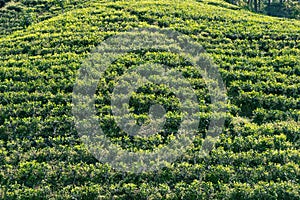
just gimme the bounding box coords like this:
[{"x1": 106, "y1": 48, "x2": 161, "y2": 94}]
[
  {"x1": 0, "y1": 0, "x2": 299, "y2": 199},
  {"x1": 0, "y1": 0, "x2": 96, "y2": 36},
  {"x1": 226, "y1": 0, "x2": 300, "y2": 19}
]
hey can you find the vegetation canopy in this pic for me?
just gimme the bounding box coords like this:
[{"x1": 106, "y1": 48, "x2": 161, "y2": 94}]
[{"x1": 0, "y1": 0, "x2": 299, "y2": 199}]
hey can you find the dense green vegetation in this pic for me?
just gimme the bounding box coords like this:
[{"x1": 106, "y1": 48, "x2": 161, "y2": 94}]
[
  {"x1": 226, "y1": 0, "x2": 300, "y2": 19},
  {"x1": 0, "y1": 0, "x2": 299, "y2": 199},
  {"x1": 0, "y1": 0, "x2": 97, "y2": 36}
]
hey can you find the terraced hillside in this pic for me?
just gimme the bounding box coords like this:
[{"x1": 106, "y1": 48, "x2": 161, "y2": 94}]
[
  {"x1": 0, "y1": 0, "x2": 97, "y2": 36},
  {"x1": 0, "y1": 0, "x2": 300, "y2": 199}
]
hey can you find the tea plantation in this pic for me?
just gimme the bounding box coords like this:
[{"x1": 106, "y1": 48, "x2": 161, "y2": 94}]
[{"x1": 0, "y1": 0, "x2": 299, "y2": 199}]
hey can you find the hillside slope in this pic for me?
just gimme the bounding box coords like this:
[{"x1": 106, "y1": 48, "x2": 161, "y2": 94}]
[
  {"x1": 0, "y1": 0, "x2": 101, "y2": 36},
  {"x1": 0, "y1": 0, "x2": 300, "y2": 199}
]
